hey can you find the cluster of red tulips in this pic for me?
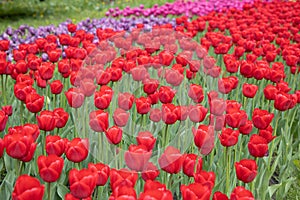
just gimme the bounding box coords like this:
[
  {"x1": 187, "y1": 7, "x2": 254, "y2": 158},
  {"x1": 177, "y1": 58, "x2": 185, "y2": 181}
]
[{"x1": 0, "y1": 1, "x2": 299, "y2": 200}]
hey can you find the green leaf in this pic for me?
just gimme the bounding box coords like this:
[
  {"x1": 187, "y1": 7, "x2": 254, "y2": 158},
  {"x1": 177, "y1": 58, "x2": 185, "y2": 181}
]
[
  {"x1": 293, "y1": 160, "x2": 300, "y2": 171},
  {"x1": 57, "y1": 183, "x2": 69, "y2": 199},
  {"x1": 268, "y1": 183, "x2": 282, "y2": 198}
]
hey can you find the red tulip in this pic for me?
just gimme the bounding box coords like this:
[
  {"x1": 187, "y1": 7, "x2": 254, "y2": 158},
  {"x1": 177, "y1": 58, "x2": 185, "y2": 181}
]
[
  {"x1": 158, "y1": 86, "x2": 176, "y2": 104},
  {"x1": 180, "y1": 183, "x2": 211, "y2": 200},
  {"x1": 226, "y1": 100, "x2": 242, "y2": 114},
  {"x1": 45, "y1": 135, "x2": 66, "y2": 156},
  {"x1": 193, "y1": 170, "x2": 216, "y2": 190},
  {"x1": 68, "y1": 23, "x2": 77, "y2": 33},
  {"x1": 0, "y1": 40, "x2": 9, "y2": 51},
  {"x1": 38, "y1": 62, "x2": 55, "y2": 80},
  {"x1": 2, "y1": 105, "x2": 13, "y2": 116},
  {"x1": 139, "y1": 183, "x2": 173, "y2": 200},
  {"x1": 242, "y1": 83, "x2": 258, "y2": 98},
  {"x1": 0, "y1": 137, "x2": 4, "y2": 158},
  {"x1": 110, "y1": 168, "x2": 138, "y2": 191},
  {"x1": 136, "y1": 131, "x2": 156, "y2": 151},
  {"x1": 182, "y1": 154, "x2": 202, "y2": 177},
  {"x1": 131, "y1": 66, "x2": 148, "y2": 81},
  {"x1": 213, "y1": 191, "x2": 228, "y2": 200},
  {"x1": 192, "y1": 125, "x2": 215, "y2": 155},
  {"x1": 69, "y1": 168, "x2": 97, "y2": 199},
  {"x1": 258, "y1": 126, "x2": 276, "y2": 143},
  {"x1": 14, "y1": 83, "x2": 35, "y2": 102},
  {"x1": 88, "y1": 162, "x2": 110, "y2": 186},
  {"x1": 158, "y1": 146, "x2": 183, "y2": 174},
  {"x1": 0, "y1": 110, "x2": 8, "y2": 132},
  {"x1": 65, "y1": 88, "x2": 85, "y2": 108},
  {"x1": 105, "y1": 126, "x2": 123, "y2": 145},
  {"x1": 230, "y1": 186, "x2": 254, "y2": 200},
  {"x1": 248, "y1": 134, "x2": 268, "y2": 158},
  {"x1": 149, "y1": 108, "x2": 162, "y2": 122},
  {"x1": 143, "y1": 78, "x2": 159, "y2": 95},
  {"x1": 22, "y1": 123, "x2": 40, "y2": 141},
  {"x1": 238, "y1": 120, "x2": 253, "y2": 135},
  {"x1": 53, "y1": 108, "x2": 69, "y2": 128},
  {"x1": 159, "y1": 50, "x2": 174, "y2": 66},
  {"x1": 165, "y1": 68, "x2": 184, "y2": 86},
  {"x1": 141, "y1": 162, "x2": 160, "y2": 181},
  {"x1": 118, "y1": 92, "x2": 135, "y2": 110},
  {"x1": 12, "y1": 175, "x2": 45, "y2": 200},
  {"x1": 162, "y1": 103, "x2": 178, "y2": 125},
  {"x1": 49, "y1": 80, "x2": 63, "y2": 94},
  {"x1": 4, "y1": 132, "x2": 36, "y2": 162},
  {"x1": 37, "y1": 154, "x2": 64, "y2": 182},
  {"x1": 125, "y1": 144, "x2": 152, "y2": 171},
  {"x1": 234, "y1": 159, "x2": 257, "y2": 183},
  {"x1": 189, "y1": 104, "x2": 208, "y2": 123},
  {"x1": 65, "y1": 193, "x2": 91, "y2": 200},
  {"x1": 135, "y1": 97, "x2": 152, "y2": 114},
  {"x1": 188, "y1": 84, "x2": 204, "y2": 103},
  {"x1": 226, "y1": 110, "x2": 248, "y2": 128},
  {"x1": 252, "y1": 108, "x2": 274, "y2": 130},
  {"x1": 109, "y1": 185, "x2": 137, "y2": 200},
  {"x1": 89, "y1": 110, "x2": 109, "y2": 132},
  {"x1": 113, "y1": 108, "x2": 130, "y2": 127},
  {"x1": 65, "y1": 138, "x2": 89, "y2": 163},
  {"x1": 94, "y1": 86, "x2": 113, "y2": 110},
  {"x1": 36, "y1": 110, "x2": 56, "y2": 131},
  {"x1": 25, "y1": 93, "x2": 44, "y2": 113},
  {"x1": 274, "y1": 92, "x2": 293, "y2": 111}
]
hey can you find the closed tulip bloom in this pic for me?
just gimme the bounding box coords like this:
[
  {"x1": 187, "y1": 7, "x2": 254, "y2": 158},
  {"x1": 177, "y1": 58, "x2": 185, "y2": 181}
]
[
  {"x1": 88, "y1": 162, "x2": 110, "y2": 186},
  {"x1": 149, "y1": 108, "x2": 162, "y2": 122},
  {"x1": 189, "y1": 104, "x2": 208, "y2": 123},
  {"x1": 105, "y1": 126, "x2": 122, "y2": 145},
  {"x1": 141, "y1": 162, "x2": 160, "y2": 181},
  {"x1": 36, "y1": 110, "x2": 56, "y2": 131},
  {"x1": 165, "y1": 68, "x2": 184, "y2": 86},
  {"x1": 118, "y1": 92, "x2": 135, "y2": 110},
  {"x1": 25, "y1": 93, "x2": 44, "y2": 113},
  {"x1": 65, "y1": 193, "x2": 91, "y2": 200},
  {"x1": 14, "y1": 83, "x2": 35, "y2": 102},
  {"x1": 139, "y1": 185, "x2": 173, "y2": 200},
  {"x1": 45, "y1": 135, "x2": 66, "y2": 156},
  {"x1": 219, "y1": 128, "x2": 240, "y2": 147},
  {"x1": 37, "y1": 155, "x2": 64, "y2": 182},
  {"x1": 110, "y1": 168, "x2": 138, "y2": 191},
  {"x1": 226, "y1": 100, "x2": 242, "y2": 114},
  {"x1": 113, "y1": 108, "x2": 130, "y2": 127},
  {"x1": 65, "y1": 138, "x2": 89, "y2": 163},
  {"x1": 94, "y1": 86, "x2": 113, "y2": 110},
  {"x1": 274, "y1": 92, "x2": 293, "y2": 111},
  {"x1": 209, "y1": 114, "x2": 225, "y2": 131},
  {"x1": 0, "y1": 138, "x2": 4, "y2": 158},
  {"x1": 162, "y1": 103, "x2": 178, "y2": 125},
  {"x1": 69, "y1": 168, "x2": 97, "y2": 199},
  {"x1": 193, "y1": 170, "x2": 216, "y2": 190},
  {"x1": 235, "y1": 159, "x2": 257, "y2": 183},
  {"x1": 188, "y1": 84, "x2": 204, "y2": 103},
  {"x1": 159, "y1": 50, "x2": 174, "y2": 66},
  {"x1": 89, "y1": 110, "x2": 109, "y2": 132},
  {"x1": 252, "y1": 108, "x2": 274, "y2": 130},
  {"x1": 65, "y1": 88, "x2": 85, "y2": 108},
  {"x1": 143, "y1": 78, "x2": 159, "y2": 95},
  {"x1": 230, "y1": 186, "x2": 254, "y2": 200},
  {"x1": 109, "y1": 185, "x2": 137, "y2": 200},
  {"x1": 159, "y1": 146, "x2": 183, "y2": 174},
  {"x1": 49, "y1": 80, "x2": 63, "y2": 95},
  {"x1": 53, "y1": 108, "x2": 69, "y2": 129},
  {"x1": 38, "y1": 62, "x2": 54, "y2": 80},
  {"x1": 192, "y1": 125, "x2": 215, "y2": 155},
  {"x1": 2, "y1": 105, "x2": 13, "y2": 116},
  {"x1": 158, "y1": 86, "x2": 176, "y2": 104},
  {"x1": 182, "y1": 154, "x2": 202, "y2": 177},
  {"x1": 4, "y1": 132, "x2": 37, "y2": 162},
  {"x1": 239, "y1": 120, "x2": 253, "y2": 135},
  {"x1": 181, "y1": 183, "x2": 211, "y2": 200},
  {"x1": 125, "y1": 144, "x2": 152, "y2": 171},
  {"x1": 12, "y1": 175, "x2": 45, "y2": 200},
  {"x1": 242, "y1": 83, "x2": 258, "y2": 98},
  {"x1": 226, "y1": 110, "x2": 248, "y2": 128},
  {"x1": 248, "y1": 134, "x2": 268, "y2": 158},
  {"x1": 213, "y1": 191, "x2": 228, "y2": 200},
  {"x1": 136, "y1": 131, "x2": 156, "y2": 151},
  {"x1": 135, "y1": 97, "x2": 152, "y2": 114},
  {"x1": 209, "y1": 98, "x2": 226, "y2": 116},
  {"x1": 0, "y1": 110, "x2": 8, "y2": 132},
  {"x1": 258, "y1": 126, "x2": 276, "y2": 143}
]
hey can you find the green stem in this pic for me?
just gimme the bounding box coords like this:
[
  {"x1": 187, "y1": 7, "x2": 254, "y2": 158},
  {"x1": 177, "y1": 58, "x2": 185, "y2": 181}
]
[
  {"x1": 226, "y1": 147, "x2": 231, "y2": 195},
  {"x1": 20, "y1": 102, "x2": 24, "y2": 125},
  {"x1": 18, "y1": 161, "x2": 24, "y2": 177},
  {"x1": 48, "y1": 182, "x2": 51, "y2": 200}
]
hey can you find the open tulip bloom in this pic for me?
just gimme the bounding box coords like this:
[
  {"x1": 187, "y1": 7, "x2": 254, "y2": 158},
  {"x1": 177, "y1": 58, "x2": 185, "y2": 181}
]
[{"x1": 0, "y1": 1, "x2": 299, "y2": 200}]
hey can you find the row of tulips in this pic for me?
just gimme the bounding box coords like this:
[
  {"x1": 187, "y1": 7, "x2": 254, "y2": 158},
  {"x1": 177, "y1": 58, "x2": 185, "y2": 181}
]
[{"x1": 0, "y1": 0, "x2": 300, "y2": 200}]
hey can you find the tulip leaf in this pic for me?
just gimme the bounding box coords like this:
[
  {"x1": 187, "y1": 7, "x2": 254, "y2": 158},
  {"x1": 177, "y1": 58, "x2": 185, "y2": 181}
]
[
  {"x1": 57, "y1": 183, "x2": 69, "y2": 199},
  {"x1": 293, "y1": 160, "x2": 300, "y2": 171},
  {"x1": 268, "y1": 183, "x2": 281, "y2": 198}
]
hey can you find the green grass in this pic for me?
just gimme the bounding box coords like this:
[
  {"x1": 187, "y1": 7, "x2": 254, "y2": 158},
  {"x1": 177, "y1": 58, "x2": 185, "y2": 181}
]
[{"x1": 0, "y1": 0, "x2": 174, "y2": 33}]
